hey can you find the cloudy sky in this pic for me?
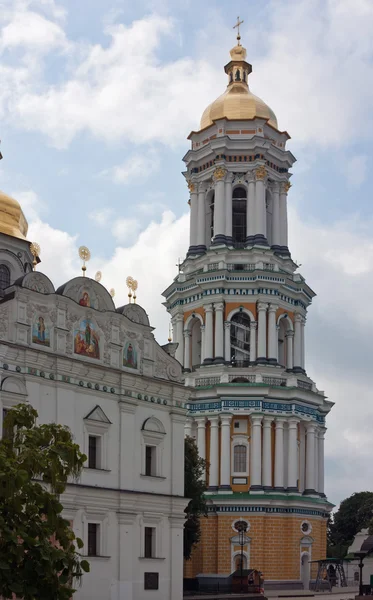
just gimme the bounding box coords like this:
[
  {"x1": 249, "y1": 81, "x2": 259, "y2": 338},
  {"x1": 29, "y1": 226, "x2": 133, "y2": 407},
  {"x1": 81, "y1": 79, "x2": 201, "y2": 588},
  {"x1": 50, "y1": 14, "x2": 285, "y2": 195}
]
[{"x1": 1, "y1": 0, "x2": 373, "y2": 508}]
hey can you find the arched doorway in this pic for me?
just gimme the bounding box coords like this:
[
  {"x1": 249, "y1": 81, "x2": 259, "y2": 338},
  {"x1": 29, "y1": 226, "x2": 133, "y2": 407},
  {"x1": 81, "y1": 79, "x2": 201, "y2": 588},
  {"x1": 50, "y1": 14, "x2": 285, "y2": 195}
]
[
  {"x1": 230, "y1": 312, "x2": 250, "y2": 366},
  {"x1": 301, "y1": 553, "x2": 310, "y2": 590},
  {"x1": 266, "y1": 189, "x2": 273, "y2": 246},
  {"x1": 190, "y1": 317, "x2": 202, "y2": 368},
  {"x1": 234, "y1": 554, "x2": 247, "y2": 571},
  {"x1": 232, "y1": 187, "x2": 247, "y2": 247}
]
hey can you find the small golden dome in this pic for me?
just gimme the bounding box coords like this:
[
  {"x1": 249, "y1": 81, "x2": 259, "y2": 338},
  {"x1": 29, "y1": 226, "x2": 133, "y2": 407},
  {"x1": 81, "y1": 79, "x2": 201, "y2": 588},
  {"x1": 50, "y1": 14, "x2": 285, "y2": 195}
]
[
  {"x1": 0, "y1": 190, "x2": 28, "y2": 240},
  {"x1": 199, "y1": 42, "x2": 278, "y2": 131}
]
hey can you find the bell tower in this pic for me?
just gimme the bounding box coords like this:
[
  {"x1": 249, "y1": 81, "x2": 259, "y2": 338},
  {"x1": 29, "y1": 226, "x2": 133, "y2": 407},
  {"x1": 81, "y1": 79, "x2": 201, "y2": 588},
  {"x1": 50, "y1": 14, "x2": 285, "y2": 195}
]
[{"x1": 163, "y1": 31, "x2": 333, "y2": 588}]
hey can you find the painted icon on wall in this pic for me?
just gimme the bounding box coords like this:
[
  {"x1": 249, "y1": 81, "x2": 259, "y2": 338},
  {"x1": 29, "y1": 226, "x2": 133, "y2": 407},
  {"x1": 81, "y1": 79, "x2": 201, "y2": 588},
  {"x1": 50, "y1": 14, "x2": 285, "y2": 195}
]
[
  {"x1": 79, "y1": 291, "x2": 90, "y2": 307},
  {"x1": 74, "y1": 318, "x2": 100, "y2": 359},
  {"x1": 32, "y1": 316, "x2": 50, "y2": 347},
  {"x1": 123, "y1": 341, "x2": 138, "y2": 369}
]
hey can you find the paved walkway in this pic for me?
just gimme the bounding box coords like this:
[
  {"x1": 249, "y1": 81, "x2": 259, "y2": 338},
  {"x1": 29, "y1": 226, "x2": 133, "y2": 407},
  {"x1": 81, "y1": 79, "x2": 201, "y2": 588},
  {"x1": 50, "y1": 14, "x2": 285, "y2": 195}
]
[{"x1": 185, "y1": 587, "x2": 359, "y2": 600}]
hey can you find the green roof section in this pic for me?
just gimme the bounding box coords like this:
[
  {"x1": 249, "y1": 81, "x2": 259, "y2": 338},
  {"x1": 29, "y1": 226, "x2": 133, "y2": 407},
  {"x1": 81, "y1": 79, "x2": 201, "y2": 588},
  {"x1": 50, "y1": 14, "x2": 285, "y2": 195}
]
[{"x1": 205, "y1": 491, "x2": 334, "y2": 507}]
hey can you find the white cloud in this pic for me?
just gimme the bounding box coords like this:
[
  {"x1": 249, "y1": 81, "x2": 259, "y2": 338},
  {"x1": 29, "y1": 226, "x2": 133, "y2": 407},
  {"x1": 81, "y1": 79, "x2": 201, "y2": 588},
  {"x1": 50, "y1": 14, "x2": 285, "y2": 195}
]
[
  {"x1": 11, "y1": 189, "x2": 47, "y2": 222},
  {"x1": 0, "y1": 10, "x2": 67, "y2": 53},
  {"x1": 89, "y1": 208, "x2": 113, "y2": 227},
  {"x1": 101, "y1": 148, "x2": 161, "y2": 185},
  {"x1": 111, "y1": 217, "x2": 141, "y2": 243}
]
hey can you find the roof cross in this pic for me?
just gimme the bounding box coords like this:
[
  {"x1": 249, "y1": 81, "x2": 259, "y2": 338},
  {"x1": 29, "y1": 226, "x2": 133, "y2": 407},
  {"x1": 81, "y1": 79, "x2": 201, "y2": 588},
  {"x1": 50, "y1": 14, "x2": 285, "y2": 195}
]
[{"x1": 233, "y1": 16, "x2": 244, "y2": 45}]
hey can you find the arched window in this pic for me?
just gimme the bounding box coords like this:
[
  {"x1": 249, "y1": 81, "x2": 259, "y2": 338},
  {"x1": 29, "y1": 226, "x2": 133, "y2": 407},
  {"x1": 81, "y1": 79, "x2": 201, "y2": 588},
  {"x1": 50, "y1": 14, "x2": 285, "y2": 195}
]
[
  {"x1": 235, "y1": 554, "x2": 247, "y2": 571},
  {"x1": 233, "y1": 445, "x2": 247, "y2": 472},
  {"x1": 230, "y1": 312, "x2": 250, "y2": 365},
  {"x1": 0, "y1": 265, "x2": 10, "y2": 295},
  {"x1": 232, "y1": 187, "x2": 247, "y2": 247},
  {"x1": 208, "y1": 192, "x2": 215, "y2": 243}
]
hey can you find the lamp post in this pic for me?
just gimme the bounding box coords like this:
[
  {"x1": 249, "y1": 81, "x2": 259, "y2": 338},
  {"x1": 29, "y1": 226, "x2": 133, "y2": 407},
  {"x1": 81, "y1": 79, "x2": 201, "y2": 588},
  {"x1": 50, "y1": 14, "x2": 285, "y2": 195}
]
[
  {"x1": 354, "y1": 552, "x2": 366, "y2": 597},
  {"x1": 236, "y1": 521, "x2": 248, "y2": 593}
]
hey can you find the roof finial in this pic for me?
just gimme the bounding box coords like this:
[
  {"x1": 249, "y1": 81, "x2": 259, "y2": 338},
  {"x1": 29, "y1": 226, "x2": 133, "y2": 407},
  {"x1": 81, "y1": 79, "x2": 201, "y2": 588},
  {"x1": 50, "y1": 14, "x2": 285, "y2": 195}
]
[{"x1": 233, "y1": 16, "x2": 244, "y2": 46}]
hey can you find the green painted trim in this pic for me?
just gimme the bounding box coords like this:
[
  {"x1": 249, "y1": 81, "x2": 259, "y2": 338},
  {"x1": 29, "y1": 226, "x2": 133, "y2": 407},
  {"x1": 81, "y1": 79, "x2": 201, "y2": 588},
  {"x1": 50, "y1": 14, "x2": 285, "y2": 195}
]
[{"x1": 204, "y1": 491, "x2": 334, "y2": 507}]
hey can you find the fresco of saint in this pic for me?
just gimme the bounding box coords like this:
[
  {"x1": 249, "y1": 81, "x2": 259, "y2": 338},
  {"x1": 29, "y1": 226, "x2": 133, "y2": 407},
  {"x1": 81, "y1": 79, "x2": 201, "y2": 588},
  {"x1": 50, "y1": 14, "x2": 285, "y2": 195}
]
[
  {"x1": 32, "y1": 316, "x2": 50, "y2": 347},
  {"x1": 123, "y1": 341, "x2": 138, "y2": 369},
  {"x1": 74, "y1": 319, "x2": 100, "y2": 359}
]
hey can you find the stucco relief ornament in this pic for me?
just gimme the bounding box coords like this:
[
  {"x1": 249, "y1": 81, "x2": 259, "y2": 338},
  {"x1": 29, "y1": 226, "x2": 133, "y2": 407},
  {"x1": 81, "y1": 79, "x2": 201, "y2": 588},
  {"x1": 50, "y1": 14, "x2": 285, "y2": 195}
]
[
  {"x1": 255, "y1": 165, "x2": 267, "y2": 180},
  {"x1": 213, "y1": 167, "x2": 227, "y2": 181},
  {"x1": 187, "y1": 180, "x2": 196, "y2": 194},
  {"x1": 0, "y1": 306, "x2": 8, "y2": 339},
  {"x1": 284, "y1": 181, "x2": 292, "y2": 193}
]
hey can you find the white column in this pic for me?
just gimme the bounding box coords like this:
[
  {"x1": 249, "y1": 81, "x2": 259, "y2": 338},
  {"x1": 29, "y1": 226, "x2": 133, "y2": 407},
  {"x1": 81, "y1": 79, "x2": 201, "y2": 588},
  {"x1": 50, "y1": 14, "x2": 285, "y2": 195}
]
[
  {"x1": 318, "y1": 427, "x2": 326, "y2": 496},
  {"x1": 246, "y1": 171, "x2": 255, "y2": 244},
  {"x1": 183, "y1": 330, "x2": 191, "y2": 371},
  {"x1": 254, "y1": 165, "x2": 267, "y2": 244},
  {"x1": 224, "y1": 321, "x2": 231, "y2": 362},
  {"x1": 299, "y1": 423, "x2": 306, "y2": 493},
  {"x1": 188, "y1": 182, "x2": 198, "y2": 250},
  {"x1": 271, "y1": 181, "x2": 281, "y2": 249},
  {"x1": 209, "y1": 417, "x2": 219, "y2": 490},
  {"x1": 212, "y1": 168, "x2": 226, "y2": 244},
  {"x1": 274, "y1": 419, "x2": 285, "y2": 490},
  {"x1": 267, "y1": 304, "x2": 278, "y2": 363},
  {"x1": 257, "y1": 302, "x2": 267, "y2": 362},
  {"x1": 287, "y1": 419, "x2": 299, "y2": 491},
  {"x1": 294, "y1": 313, "x2": 302, "y2": 371},
  {"x1": 250, "y1": 415, "x2": 262, "y2": 490},
  {"x1": 225, "y1": 173, "x2": 233, "y2": 243},
  {"x1": 200, "y1": 325, "x2": 205, "y2": 364},
  {"x1": 197, "y1": 182, "x2": 207, "y2": 249},
  {"x1": 204, "y1": 304, "x2": 214, "y2": 363},
  {"x1": 301, "y1": 317, "x2": 306, "y2": 371},
  {"x1": 196, "y1": 418, "x2": 206, "y2": 480},
  {"x1": 279, "y1": 182, "x2": 290, "y2": 250},
  {"x1": 214, "y1": 302, "x2": 224, "y2": 362},
  {"x1": 262, "y1": 417, "x2": 273, "y2": 489},
  {"x1": 249, "y1": 321, "x2": 257, "y2": 362},
  {"x1": 305, "y1": 423, "x2": 316, "y2": 493},
  {"x1": 286, "y1": 330, "x2": 294, "y2": 370},
  {"x1": 220, "y1": 415, "x2": 232, "y2": 490},
  {"x1": 314, "y1": 428, "x2": 319, "y2": 494},
  {"x1": 174, "y1": 314, "x2": 184, "y2": 365},
  {"x1": 184, "y1": 418, "x2": 192, "y2": 438}
]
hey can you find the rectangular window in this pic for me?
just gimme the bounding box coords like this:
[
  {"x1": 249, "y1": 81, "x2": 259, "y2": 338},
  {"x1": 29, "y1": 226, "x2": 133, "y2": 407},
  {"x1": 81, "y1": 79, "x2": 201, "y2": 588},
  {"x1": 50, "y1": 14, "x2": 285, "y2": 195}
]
[
  {"x1": 88, "y1": 435, "x2": 100, "y2": 469},
  {"x1": 234, "y1": 445, "x2": 247, "y2": 473},
  {"x1": 145, "y1": 445, "x2": 156, "y2": 477},
  {"x1": 144, "y1": 527, "x2": 156, "y2": 558},
  {"x1": 87, "y1": 523, "x2": 99, "y2": 556}
]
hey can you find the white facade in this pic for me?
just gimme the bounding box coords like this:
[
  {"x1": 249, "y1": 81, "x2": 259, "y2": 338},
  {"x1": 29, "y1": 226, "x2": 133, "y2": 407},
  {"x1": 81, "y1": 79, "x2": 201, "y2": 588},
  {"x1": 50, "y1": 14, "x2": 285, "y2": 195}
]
[{"x1": 0, "y1": 234, "x2": 189, "y2": 600}]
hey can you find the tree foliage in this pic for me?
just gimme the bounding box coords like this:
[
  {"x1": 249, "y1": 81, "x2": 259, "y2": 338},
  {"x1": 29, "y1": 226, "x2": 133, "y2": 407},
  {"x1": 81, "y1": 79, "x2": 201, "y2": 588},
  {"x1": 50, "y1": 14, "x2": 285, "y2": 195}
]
[
  {"x1": 0, "y1": 404, "x2": 90, "y2": 599},
  {"x1": 328, "y1": 491, "x2": 373, "y2": 558},
  {"x1": 184, "y1": 435, "x2": 207, "y2": 560}
]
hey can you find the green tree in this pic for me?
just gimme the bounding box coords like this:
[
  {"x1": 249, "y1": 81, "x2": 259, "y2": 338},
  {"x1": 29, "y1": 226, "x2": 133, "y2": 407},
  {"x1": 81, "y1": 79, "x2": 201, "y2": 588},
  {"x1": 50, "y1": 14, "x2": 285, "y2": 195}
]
[
  {"x1": 328, "y1": 491, "x2": 373, "y2": 558},
  {"x1": 184, "y1": 435, "x2": 207, "y2": 560},
  {"x1": 0, "y1": 403, "x2": 90, "y2": 600}
]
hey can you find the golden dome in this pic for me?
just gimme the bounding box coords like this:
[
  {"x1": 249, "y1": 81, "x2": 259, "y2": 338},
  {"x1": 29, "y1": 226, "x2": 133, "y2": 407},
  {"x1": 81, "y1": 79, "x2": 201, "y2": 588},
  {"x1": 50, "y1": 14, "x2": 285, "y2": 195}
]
[
  {"x1": 199, "y1": 43, "x2": 278, "y2": 131},
  {"x1": 0, "y1": 190, "x2": 28, "y2": 240}
]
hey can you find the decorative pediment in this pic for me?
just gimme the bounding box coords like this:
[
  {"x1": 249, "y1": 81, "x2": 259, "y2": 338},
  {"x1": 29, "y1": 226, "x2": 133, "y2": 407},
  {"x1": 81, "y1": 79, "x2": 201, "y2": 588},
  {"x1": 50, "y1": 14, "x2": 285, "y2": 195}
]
[
  {"x1": 119, "y1": 303, "x2": 150, "y2": 327},
  {"x1": 154, "y1": 346, "x2": 182, "y2": 382},
  {"x1": 17, "y1": 271, "x2": 55, "y2": 294},
  {"x1": 300, "y1": 536, "x2": 314, "y2": 545},
  {"x1": 56, "y1": 277, "x2": 115, "y2": 312},
  {"x1": 1, "y1": 375, "x2": 28, "y2": 396},
  {"x1": 142, "y1": 416, "x2": 166, "y2": 434},
  {"x1": 84, "y1": 405, "x2": 111, "y2": 424}
]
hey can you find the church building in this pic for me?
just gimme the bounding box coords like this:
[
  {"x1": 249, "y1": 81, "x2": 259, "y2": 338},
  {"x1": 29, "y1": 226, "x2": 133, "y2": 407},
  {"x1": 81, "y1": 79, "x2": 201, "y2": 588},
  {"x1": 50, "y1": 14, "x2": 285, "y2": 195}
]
[
  {"x1": 0, "y1": 190, "x2": 189, "y2": 599},
  {"x1": 163, "y1": 33, "x2": 333, "y2": 589}
]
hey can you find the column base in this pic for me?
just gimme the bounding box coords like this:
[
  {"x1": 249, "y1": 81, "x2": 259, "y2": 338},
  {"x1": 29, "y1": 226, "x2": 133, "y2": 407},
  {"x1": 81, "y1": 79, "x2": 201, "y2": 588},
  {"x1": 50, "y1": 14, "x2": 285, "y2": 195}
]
[
  {"x1": 213, "y1": 356, "x2": 225, "y2": 364},
  {"x1": 303, "y1": 489, "x2": 317, "y2": 496},
  {"x1": 286, "y1": 486, "x2": 299, "y2": 493},
  {"x1": 245, "y1": 235, "x2": 255, "y2": 247},
  {"x1": 218, "y1": 485, "x2": 232, "y2": 492},
  {"x1": 195, "y1": 244, "x2": 207, "y2": 254},
  {"x1": 267, "y1": 358, "x2": 278, "y2": 365},
  {"x1": 263, "y1": 486, "x2": 273, "y2": 492},
  {"x1": 319, "y1": 492, "x2": 327, "y2": 498},
  {"x1": 211, "y1": 234, "x2": 227, "y2": 246},
  {"x1": 279, "y1": 245, "x2": 291, "y2": 256},
  {"x1": 187, "y1": 245, "x2": 199, "y2": 256},
  {"x1": 271, "y1": 244, "x2": 282, "y2": 253},
  {"x1": 250, "y1": 485, "x2": 264, "y2": 491},
  {"x1": 183, "y1": 368, "x2": 191, "y2": 373},
  {"x1": 253, "y1": 234, "x2": 269, "y2": 246},
  {"x1": 208, "y1": 485, "x2": 219, "y2": 492},
  {"x1": 256, "y1": 357, "x2": 268, "y2": 364},
  {"x1": 203, "y1": 358, "x2": 214, "y2": 365},
  {"x1": 225, "y1": 236, "x2": 234, "y2": 246},
  {"x1": 273, "y1": 486, "x2": 286, "y2": 492},
  {"x1": 293, "y1": 366, "x2": 306, "y2": 374}
]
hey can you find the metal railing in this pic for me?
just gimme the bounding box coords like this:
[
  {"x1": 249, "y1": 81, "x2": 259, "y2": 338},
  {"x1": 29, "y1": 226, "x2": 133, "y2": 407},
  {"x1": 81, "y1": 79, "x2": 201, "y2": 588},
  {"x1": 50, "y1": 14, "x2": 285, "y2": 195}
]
[{"x1": 262, "y1": 376, "x2": 287, "y2": 386}]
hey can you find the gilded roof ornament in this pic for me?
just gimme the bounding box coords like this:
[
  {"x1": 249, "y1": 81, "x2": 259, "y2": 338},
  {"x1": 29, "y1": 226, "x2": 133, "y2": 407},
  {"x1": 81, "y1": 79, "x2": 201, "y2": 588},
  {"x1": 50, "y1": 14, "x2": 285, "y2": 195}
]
[
  {"x1": 126, "y1": 276, "x2": 138, "y2": 304},
  {"x1": 109, "y1": 288, "x2": 115, "y2": 298},
  {"x1": 95, "y1": 271, "x2": 102, "y2": 282},
  {"x1": 78, "y1": 246, "x2": 90, "y2": 277},
  {"x1": 30, "y1": 242, "x2": 40, "y2": 271},
  {"x1": 233, "y1": 16, "x2": 244, "y2": 46}
]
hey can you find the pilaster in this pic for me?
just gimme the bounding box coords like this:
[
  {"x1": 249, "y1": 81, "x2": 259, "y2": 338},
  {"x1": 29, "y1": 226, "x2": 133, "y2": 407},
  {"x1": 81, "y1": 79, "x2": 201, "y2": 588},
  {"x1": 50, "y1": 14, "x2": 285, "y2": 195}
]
[
  {"x1": 219, "y1": 414, "x2": 232, "y2": 491},
  {"x1": 214, "y1": 302, "x2": 225, "y2": 363},
  {"x1": 212, "y1": 167, "x2": 227, "y2": 246},
  {"x1": 256, "y1": 302, "x2": 268, "y2": 364}
]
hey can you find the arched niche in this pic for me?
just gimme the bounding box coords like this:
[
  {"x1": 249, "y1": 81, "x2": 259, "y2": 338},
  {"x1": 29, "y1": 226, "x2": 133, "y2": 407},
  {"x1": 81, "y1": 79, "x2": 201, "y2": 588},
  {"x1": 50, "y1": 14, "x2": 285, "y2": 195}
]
[
  {"x1": 232, "y1": 186, "x2": 247, "y2": 247},
  {"x1": 56, "y1": 277, "x2": 115, "y2": 312},
  {"x1": 266, "y1": 188, "x2": 273, "y2": 246},
  {"x1": 1, "y1": 375, "x2": 28, "y2": 396},
  {"x1": 118, "y1": 303, "x2": 151, "y2": 327},
  {"x1": 16, "y1": 271, "x2": 55, "y2": 294},
  {"x1": 185, "y1": 313, "x2": 203, "y2": 368},
  {"x1": 277, "y1": 314, "x2": 293, "y2": 367},
  {"x1": 205, "y1": 188, "x2": 215, "y2": 247},
  {"x1": 142, "y1": 416, "x2": 166, "y2": 435}
]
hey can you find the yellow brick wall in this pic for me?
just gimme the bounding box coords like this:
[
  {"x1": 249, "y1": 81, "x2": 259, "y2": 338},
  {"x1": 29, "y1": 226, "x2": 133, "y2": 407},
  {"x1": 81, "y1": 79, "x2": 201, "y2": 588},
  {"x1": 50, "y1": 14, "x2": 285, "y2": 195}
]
[{"x1": 184, "y1": 513, "x2": 327, "y2": 582}]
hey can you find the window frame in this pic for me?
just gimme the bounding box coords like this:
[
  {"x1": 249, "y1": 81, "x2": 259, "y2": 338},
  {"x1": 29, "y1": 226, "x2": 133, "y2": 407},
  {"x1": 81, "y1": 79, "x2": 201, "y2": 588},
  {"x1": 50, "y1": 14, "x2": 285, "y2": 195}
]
[
  {"x1": 83, "y1": 413, "x2": 111, "y2": 471},
  {"x1": 87, "y1": 522, "x2": 100, "y2": 557},
  {"x1": 231, "y1": 436, "x2": 249, "y2": 477},
  {"x1": 141, "y1": 417, "x2": 166, "y2": 479}
]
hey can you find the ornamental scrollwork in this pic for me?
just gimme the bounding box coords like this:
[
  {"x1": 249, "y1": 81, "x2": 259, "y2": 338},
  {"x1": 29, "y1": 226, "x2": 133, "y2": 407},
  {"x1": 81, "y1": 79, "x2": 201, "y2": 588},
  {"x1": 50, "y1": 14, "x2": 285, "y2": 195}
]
[
  {"x1": 284, "y1": 181, "x2": 292, "y2": 193},
  {"x1": 187, "y1": 180, "x2": 196, "y2": 193},
  {"x1": 213, "y1": 167, "x2": 227, "y2": 181},
  {"x1": 255, "y1": 165, "x2": 267, "y2": 181}
]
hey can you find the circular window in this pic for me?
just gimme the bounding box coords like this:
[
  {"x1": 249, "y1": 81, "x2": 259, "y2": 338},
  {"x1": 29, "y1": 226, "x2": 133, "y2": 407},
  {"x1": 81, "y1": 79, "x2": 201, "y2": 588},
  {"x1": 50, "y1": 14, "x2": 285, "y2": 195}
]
[
  {"x1": 232, "y1": 519, "x2": 250, "y2": 533},
  {"x1": 301, "y1": 521, "x2": 312, "y2": 534}
]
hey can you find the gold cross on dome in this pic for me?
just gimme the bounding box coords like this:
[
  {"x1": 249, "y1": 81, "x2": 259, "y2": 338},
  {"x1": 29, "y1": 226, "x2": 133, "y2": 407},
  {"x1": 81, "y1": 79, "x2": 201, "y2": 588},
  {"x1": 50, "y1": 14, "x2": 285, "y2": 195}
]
[{"x1": 233, "y1": 16, "x2": 244, "y2": 44}]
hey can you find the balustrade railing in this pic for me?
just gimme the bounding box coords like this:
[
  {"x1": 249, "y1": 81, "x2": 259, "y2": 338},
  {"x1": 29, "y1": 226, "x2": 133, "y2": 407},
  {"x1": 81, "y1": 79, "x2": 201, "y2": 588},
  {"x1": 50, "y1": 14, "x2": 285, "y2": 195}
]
[
  {"x1": 297, "y1": 379, "x2": 312, "y2": 391},
  {"x1": 195, "y1": 376, "x2": 221, "y2": 387},
  {"x1": 262, "y1": 376, "x2": 287, "y2": 387}
]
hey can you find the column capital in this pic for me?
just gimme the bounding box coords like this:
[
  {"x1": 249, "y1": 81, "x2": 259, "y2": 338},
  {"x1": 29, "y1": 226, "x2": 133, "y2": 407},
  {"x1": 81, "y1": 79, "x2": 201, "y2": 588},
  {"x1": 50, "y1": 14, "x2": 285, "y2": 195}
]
[
  {"x1": 263, "y1": 416, "x2": 273, "y2": 427},
  {"x1": 187, "y1": 180, "x2": 197, "y2": 194},
  {"x1": 246, "y1": 169, "x2": 255, "y2": 183},
  {"x1": 195, "y1": 417, "x2": 206, "y2": 427},
  {"x1": 280, "y1": 181, "x2": 291, "y2": 194},
  {"x1": 255, "y1": 165, "x2": 267, "y2": 181},
  {"x1": 288, "y1": 418, "x2": 300, "y2": 429},
  {"x1": 204, "y1": 304, "x2": 214, "y2": 314},
  {"x1": 294, "y1": 312, "x2": 303, "y2": 323},
  {"x1": 286, "y1": 329, "x2": 294, "y2": 338},
  {"x1": 251, "y1": 414, "x2": 263, "y2": 424},
  {"x1": 213, "y1": 166, "x2": 227, "y2": 182},
  {"x1": 200, "y1": 324, "x2": 205, "y2": 331},
  {"x1": 214, "y1": 302, "x2": 224, "y2": 312},
  {"x1": 269, "y1": 181, "x2": 280, "y2": 193},
  {"x1": 318, "y1": 427, "x2": 327, "y2": 438},
  {"x1": 175, "y1": 313, "x2": 184, "y2": 323},
  {"x1": 268, "y1": 303, "x2": 278, "y2": 313},
  {"x1": 220, "y1": 414, "x2": 232, "y2": 425},
  {"x1": 257, "y1": 302, "x2": 268, "y2": 312},
  {"x1": 197, "y1": 181, "x2": 208, "y2": 193},
  {"x1": 275, "y1": 418, "x2": 285, "y2": 428},
  {"x1": 224, "y1": 320, "x2": 231, "y2": 329},
  {"x1": 250, "y1": 320, "x2": 257, "y2": 330},
  {"x1": 183, "y1": 329, "x2": 191, "y2": 338},
  {"x1": 301, "y1": 317, "x2": 307, "y2": 326},
  {"x1": 226, "y1": 171, "x2": 234, "y2": 183},
  {"x1": 305, "y1": 422, "x2": 316, "y2": 433},
  {"x1": 209, "y1": 416, "x2": 219, "y2": 427}
]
